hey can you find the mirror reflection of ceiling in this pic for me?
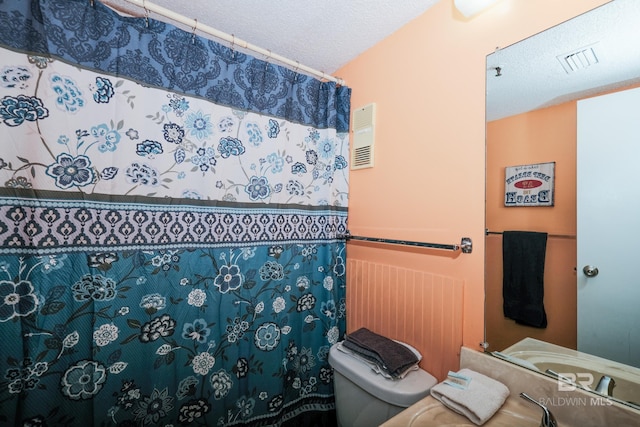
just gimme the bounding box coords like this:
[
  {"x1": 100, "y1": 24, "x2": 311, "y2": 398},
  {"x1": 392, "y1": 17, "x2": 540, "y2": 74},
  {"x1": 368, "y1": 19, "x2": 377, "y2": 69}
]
[{"x1": 486, "y1": 0, "x2": 640, "y2": 122}]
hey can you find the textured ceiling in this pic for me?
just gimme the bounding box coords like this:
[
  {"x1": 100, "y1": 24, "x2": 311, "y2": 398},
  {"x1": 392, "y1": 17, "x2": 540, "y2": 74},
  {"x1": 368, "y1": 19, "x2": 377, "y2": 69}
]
[
  {"x1": 99, "y1": 0, "x2": 640, "y2": 121},
  {"x1": 100, "y1": 0, "x2": 442, "y2": 77}
]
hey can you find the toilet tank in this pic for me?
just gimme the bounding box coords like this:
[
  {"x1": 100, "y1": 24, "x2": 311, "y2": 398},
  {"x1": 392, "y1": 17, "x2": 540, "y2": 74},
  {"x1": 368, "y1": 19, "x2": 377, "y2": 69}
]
[{"x1": 328, "y1": 343, "x2": 437, "y2": 427}]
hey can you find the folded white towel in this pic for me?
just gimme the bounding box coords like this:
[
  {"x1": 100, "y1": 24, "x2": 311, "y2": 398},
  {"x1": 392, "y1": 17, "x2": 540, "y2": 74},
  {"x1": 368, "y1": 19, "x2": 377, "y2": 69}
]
[{"x1": 430, "y1": 368, "x2": 510, "y2": 425}]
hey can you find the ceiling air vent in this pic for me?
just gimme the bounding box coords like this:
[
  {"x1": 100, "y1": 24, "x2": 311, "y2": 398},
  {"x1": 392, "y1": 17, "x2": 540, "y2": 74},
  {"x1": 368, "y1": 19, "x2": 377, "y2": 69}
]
[
  {"x1": 557, "y1": 44, "x2": 599, "y2": 73},
  {"x1": 351, "y1": 103, "x2": 375, "y2": 170}
]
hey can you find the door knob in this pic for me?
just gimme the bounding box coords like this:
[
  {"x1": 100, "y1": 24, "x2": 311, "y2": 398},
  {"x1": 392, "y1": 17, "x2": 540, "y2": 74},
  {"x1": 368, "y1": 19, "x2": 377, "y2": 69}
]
[{"x1": 582, "y1": 265, "x2": 599, "y2": 277}]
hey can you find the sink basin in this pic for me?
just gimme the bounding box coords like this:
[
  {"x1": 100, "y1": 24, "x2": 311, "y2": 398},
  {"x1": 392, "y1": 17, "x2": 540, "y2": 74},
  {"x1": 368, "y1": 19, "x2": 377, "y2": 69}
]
[
  {"x1": 381, "y1": 395, "x2": 540, "y2": 427},
  {"x1": 500, "y1": 338, "x2": 640, "y2": 405},
  {"x1": 534, "y1": 357, "x2": 640, "y2": 404}
]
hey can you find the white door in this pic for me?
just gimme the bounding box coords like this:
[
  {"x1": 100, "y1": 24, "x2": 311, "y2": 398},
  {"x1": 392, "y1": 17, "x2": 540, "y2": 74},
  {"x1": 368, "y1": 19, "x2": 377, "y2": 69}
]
[{"x1": 577, "y1": 86, "x2": 640, "y2": 368}]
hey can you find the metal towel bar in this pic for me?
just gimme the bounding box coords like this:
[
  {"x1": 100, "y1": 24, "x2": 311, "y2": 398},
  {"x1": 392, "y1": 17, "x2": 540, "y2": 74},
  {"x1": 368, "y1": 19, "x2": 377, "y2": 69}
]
[
  {"x1": 340, "y1": 232, "x2": 472, "y2": 254},
  {"x1": 485, "y1": 229, "x2": 575, "y2": 239}
]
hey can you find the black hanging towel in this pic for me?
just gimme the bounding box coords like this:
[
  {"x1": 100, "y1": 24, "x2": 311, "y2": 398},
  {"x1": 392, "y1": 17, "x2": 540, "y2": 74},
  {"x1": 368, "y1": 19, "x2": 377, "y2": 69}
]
[{"x1": 502, "y1": 231, "x2": 548, "y2": 328}]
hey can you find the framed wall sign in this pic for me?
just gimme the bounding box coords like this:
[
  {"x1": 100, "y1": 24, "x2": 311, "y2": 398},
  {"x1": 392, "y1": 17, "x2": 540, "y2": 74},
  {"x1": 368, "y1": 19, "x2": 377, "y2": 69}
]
[{"x1": 504, "y1": 161, "x2": 555, "y2": 207}]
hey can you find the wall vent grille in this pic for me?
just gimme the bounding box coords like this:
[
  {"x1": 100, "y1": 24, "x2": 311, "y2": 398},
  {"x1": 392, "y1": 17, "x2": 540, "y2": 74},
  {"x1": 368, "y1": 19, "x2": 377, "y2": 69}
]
[
  {"x1": 351, "y1": 103, "x2": 375, "y2": 169},
  {"x1": 557, "y1": 45, "x2": 599, "y2": 73}
]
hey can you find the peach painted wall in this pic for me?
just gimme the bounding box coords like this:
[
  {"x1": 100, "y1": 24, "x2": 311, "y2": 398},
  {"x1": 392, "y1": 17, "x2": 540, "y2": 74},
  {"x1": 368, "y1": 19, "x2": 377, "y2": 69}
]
[
  {"x1": 335, "y1": 0, "x2": 609, "y2": 361},
  {"x1": 485, "y1": 102, "x2": 577, "y2": 352}
]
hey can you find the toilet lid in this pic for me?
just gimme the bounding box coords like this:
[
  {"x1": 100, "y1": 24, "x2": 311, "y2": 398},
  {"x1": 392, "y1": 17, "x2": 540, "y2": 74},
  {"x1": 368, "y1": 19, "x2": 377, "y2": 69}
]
[{"x1": 329, "y1": 342, "x2": 437, "y2": 407}]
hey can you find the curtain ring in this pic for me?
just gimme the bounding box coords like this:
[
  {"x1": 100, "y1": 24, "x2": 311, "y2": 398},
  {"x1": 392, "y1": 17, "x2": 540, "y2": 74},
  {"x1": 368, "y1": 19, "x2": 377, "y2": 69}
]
[
  {"x1": 230, "y1": 34, "x2": 236, "y2": 59},
  {"x1": 191, "y1": 19, "x2": 198, "y2": 44},
  {"x1": 294, "y1": 61, "x2": 300, "y2": 82},
  {"x1": 264, "y1": 49, "x2": 271, "y2": 71},
  {"x1": 143, "y1": 0, "x2": 149, "y2": 28}
]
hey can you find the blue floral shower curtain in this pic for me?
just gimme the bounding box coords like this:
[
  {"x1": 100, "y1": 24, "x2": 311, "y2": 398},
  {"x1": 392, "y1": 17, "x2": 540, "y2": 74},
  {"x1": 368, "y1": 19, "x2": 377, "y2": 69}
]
[{"x1": 0, "y1": 1, "x2": 350, "y2": 425}]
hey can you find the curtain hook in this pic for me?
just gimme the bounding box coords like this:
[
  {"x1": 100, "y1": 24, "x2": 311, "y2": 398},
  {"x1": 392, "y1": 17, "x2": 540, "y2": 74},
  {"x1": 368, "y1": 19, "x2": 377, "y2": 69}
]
[
  {"x1": 265, "y1": 49, "x2": 271, "y2": 72},
  {"x1": 143, "y1": 0, "x2": 149, "y2": 28},
  {"x1": 294, "y1": 61, "x2": 300, "y2": 82},
  {"x1": 191, "y1": 19, "x2": 198, "y2": 44},
  {"x1": 230, "y1": 34, "x2": 236, "y2": 59}
]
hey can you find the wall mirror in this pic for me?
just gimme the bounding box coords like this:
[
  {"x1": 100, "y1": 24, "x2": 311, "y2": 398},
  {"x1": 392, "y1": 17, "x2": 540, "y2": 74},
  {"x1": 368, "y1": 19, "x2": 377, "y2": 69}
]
[{"x1": 485, "y1": 0, "x2": 640, "y2": 409}]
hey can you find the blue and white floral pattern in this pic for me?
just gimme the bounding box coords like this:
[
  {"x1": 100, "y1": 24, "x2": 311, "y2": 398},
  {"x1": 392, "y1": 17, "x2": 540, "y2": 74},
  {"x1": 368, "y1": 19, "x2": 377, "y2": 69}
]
[
  {"x1": 0, "y1": 0, "x2": 350, "y2": 425},
  {"x1": 0, "y1": 244, "x2": 347, "y2": 425},
  {"x1": 0, "y1": 94, "x2": 48, "y2": 126},
  {"x1": 60, "y1": 360, "x2": 108, "y2": 400},
  {"x1": 0, "y1": 47, "x2": 349, "y2": 205},
  {"x1": 0, "y1": 280, "x2": 39, "y2": 322}
]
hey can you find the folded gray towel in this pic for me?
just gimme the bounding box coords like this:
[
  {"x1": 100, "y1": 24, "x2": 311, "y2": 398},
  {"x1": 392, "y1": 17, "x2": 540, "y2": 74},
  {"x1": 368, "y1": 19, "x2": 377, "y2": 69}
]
[
  {"x1": 343, "y1": 328, "x2": 419, "y2": 378},
  {"x1": 336, "y1": 342, "x2": 420, "y2": 379}
]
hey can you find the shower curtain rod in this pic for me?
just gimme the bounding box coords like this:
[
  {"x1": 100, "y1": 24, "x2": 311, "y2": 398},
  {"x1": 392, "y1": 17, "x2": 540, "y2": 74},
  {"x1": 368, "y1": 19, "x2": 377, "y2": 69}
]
[
  {"x1": 340, "y1": 232, "x2": 473, "y2": 254},
  {"x1": 100, "y1": 0, "x2": 345, "y2": 85}
]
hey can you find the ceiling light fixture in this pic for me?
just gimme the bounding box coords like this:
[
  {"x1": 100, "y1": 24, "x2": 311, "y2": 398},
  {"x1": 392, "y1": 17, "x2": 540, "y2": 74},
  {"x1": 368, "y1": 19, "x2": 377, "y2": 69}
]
[{"x1": 454, "y1": 0, "x2": 501, "y2": 18}]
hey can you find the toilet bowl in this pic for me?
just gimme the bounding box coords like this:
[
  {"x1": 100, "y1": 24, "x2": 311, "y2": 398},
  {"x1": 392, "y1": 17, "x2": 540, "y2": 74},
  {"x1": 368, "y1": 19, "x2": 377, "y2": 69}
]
[{"x1": 328, "y1": 342, "x2": 437, "y2": 427}]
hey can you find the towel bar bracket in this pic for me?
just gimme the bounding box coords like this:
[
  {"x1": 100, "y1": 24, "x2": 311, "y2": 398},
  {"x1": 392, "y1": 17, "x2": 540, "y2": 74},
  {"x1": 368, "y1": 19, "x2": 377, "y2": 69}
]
[{"x1": 460, "y1": 237, "x2": 473, "y2": 254}]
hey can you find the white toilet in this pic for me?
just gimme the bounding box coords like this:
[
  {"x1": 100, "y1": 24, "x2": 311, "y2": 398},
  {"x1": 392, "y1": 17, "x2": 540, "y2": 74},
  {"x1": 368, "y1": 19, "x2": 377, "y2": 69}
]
[{"x1": 328, "y1": 342, "x2": 437, "y2": 427}]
